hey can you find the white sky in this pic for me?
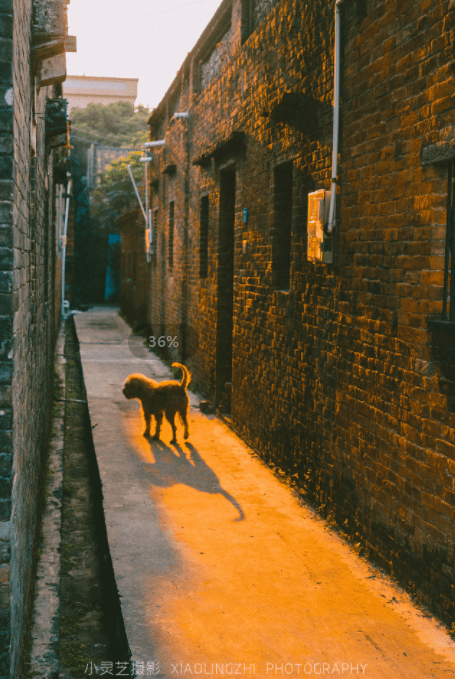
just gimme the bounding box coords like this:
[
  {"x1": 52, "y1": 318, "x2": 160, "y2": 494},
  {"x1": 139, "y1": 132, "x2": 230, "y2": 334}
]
[{"x1": 66, "y1": 0, "x2": 224, "y2": 110}]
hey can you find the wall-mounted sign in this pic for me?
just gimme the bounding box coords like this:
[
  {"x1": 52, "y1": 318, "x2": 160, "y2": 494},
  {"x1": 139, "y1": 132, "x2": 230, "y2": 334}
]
[{"x1": 242, "y1": 208, "x2": 248, "y2": 223}]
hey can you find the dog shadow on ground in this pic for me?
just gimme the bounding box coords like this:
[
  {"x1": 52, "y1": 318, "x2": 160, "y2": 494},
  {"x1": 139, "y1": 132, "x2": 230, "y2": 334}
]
[{"x1": 140, "y1": 439, "x2": 245, "y2": 521}]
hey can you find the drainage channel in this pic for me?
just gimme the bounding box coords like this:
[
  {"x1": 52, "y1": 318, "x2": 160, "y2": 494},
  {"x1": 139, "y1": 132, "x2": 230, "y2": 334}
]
[
  {"x1": 22, "y1": 317, "x2": 131, "y2": 679},
  {"x1": 59, "y1": 316, "x2": 130, "y2": 678}
]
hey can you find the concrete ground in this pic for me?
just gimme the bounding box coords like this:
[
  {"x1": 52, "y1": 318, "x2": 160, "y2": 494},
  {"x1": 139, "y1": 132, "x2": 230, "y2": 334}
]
[{"x1": 75, "y1": 307, "x2": 455, "y2": 679}]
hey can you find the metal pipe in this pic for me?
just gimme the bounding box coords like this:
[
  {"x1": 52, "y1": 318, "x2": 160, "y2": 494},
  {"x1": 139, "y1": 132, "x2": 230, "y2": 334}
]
[
  {"x1": 127, "y1": 164, "x2": 147, "y2": 221},
  {"x1": 145, "y1": 160, "x2": 149, "y2": 217},
  {"x1": 57, "y1": 184, "x2": 63, "y2": 239},
  {"x1": 143, "y1": 140, "x2": 166, "y2": 148},
  {"x1": 61, "y1": 177, "x2": 72, "y2": 318},
  {"x1": 327, "y1": 0, "x2": 345, "y2": 233},
  {"x1": 148, "y1": 209, "x2": 153, "y2": 251},
  {"x1": 144, "y1": 160, "x2": 152, "y2": 260}
]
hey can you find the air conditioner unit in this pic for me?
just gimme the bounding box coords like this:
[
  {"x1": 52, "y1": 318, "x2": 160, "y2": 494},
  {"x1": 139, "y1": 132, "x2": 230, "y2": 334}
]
[{"x1": 307, "y1": 189, "x2": 332, "y2": 264}]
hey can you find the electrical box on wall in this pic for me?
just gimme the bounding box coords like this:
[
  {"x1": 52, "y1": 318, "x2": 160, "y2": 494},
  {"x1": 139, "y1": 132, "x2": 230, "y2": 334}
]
[
  {"x1": 307, "y1": 189, "x2": 333, "y2": 264},
  {"x1": 145, "y1": 209, "x2": 153, "y2": 260}
]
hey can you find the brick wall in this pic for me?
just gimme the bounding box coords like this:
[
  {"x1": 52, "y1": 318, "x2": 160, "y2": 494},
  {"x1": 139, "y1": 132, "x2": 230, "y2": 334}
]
[
  {"x1": 0, "y1": 0, "x2": 14, "y2": 669},
  {"x1": 0, "y1": 0, "x2": 65, "y2": 675},
  {"x1": 201, "y1": 27, "x2": 232, "y2": 91},
  {"x1": 334, "y1": 0, "x2": 455, "y2": 620},
  {"x1": 145, "y1": 0, "x2": 455, "y2": 623},
  {"x1": 250, "y1": 0, "x2": 278, "y2": 31},
  {"x1": 119, "y1": 209, "x2": 150, "y2": 327},
  {"x1": 149, "y1": 88, "x2": 190, "y2": 360}
]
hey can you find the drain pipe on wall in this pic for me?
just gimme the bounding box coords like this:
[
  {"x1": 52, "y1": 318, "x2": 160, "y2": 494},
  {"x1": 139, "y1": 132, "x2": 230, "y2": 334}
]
[
  {"x1": 327, "y1": 0, "x2": 345, "y2": 233},
  {"x1": 61, "y1": 175, "x2": 72, "y2": 318},
  {"x1": 144, "y1": 140, "x2": 166, "y2": 148},
  {"x1": 178, "y1": 111, "x2": 190, "y2": 362},
  {"x1": 127, "y1": 164, "x2": 147, "y2": 221},
  {"x1": 128, "y1": 155, "x2": 155, "y2": 260},
  {"x1": 140, "y1": 155, "x2": 153, "y2": 260}
]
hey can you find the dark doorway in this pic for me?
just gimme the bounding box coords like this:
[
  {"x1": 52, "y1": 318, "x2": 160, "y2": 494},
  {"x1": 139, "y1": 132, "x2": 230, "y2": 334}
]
[{"x1": 215, "y1": 169, "x2": 236, "y2": 407}]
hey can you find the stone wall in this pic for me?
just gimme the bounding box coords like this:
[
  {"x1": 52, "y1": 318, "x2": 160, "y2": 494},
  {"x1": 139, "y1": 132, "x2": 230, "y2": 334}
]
[{"x1": 146, "y1": 0, "x2": 455, "y2": 623}]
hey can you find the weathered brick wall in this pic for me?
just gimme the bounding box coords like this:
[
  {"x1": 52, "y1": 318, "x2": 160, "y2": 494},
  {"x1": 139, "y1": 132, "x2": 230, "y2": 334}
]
[
  {"x1": 333, "y1": 0, "x2": 455, "y2": 621},
  {"x1": 149, "y1": 98, "x2": 190, "y2": 361},
  {"x1": 250, "y1": 0, "x2": 278, "y2": 31},
  {"x1": 0, "y1": 0, "x2": 62, "y2": 675},
  {"x1": 119, "y1": 209, "x2": 150, "y2": 326},
  {"x1": 200, "y1": 27, "x2": 232, "y2": 91},
  {"x1": 183, "y1": 0, "x2": 334, "y2": 404},
  {"x1": 146, "y1": 0, "x2": 455, "y2": 623},
  {"x1": 186, "y1": 163, "x2": 218, "y2": 393},
  {"x1": 0, "y1": 0, "x2": 14, "y2": 671}
]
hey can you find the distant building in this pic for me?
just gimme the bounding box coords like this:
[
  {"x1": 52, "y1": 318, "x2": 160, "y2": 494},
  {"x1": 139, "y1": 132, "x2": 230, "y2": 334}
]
[{"x1": 63, "y1": 75, "x2": 138, "y2": 111}]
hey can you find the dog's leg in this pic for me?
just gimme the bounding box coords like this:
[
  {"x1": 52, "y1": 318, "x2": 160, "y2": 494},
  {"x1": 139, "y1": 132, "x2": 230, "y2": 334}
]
[
  {"x1": 179, "y1": 405, "x2": 189, "y2": 439},
  {"x1": 143, "y1": 407, "x2": 151, "y2": 437},
  {"x1": 153, "y1": 412, "x2": 163, "y2": 440},
  {"x1": 166, "y1": 409, "x2": 178, "y2": 444}
]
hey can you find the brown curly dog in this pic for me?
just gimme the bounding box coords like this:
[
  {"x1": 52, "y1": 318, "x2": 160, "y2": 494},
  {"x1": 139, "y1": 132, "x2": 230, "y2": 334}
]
[{"x1": 122, "y1": 362, "x2": 190, "y2": 443}]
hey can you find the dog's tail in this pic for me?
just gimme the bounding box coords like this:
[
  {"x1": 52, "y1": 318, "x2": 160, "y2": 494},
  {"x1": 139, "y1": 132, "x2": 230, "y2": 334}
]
[{"x1": 172, "y1": 362, "x2": 191, "y2": 389}]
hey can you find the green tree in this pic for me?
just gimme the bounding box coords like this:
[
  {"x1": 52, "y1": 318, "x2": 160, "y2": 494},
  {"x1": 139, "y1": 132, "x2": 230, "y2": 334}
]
[
  {"x1": 68, "y1": 101, "x2": 150, "y2": 304},
  {"x1": 91, "y1": 149, "x2": 145, "y2": 230},
  {"x1": 70, "y1": 101, "x2": 150, "y2": 147}
]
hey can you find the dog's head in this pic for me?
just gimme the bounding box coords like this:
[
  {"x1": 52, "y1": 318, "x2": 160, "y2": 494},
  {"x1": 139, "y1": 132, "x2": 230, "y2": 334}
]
[{"x1": 122, "y1": 374, "x2": 147, "y2": 400}]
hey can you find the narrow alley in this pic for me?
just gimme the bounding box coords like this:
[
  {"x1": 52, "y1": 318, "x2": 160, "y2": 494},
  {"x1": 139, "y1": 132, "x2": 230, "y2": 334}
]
[
  {"x1": 4, "y1": 1, "x2": 455, "y2": 678},
  {"x1": 72, "y1": 307, "x2": 455, "y2": 679}
]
